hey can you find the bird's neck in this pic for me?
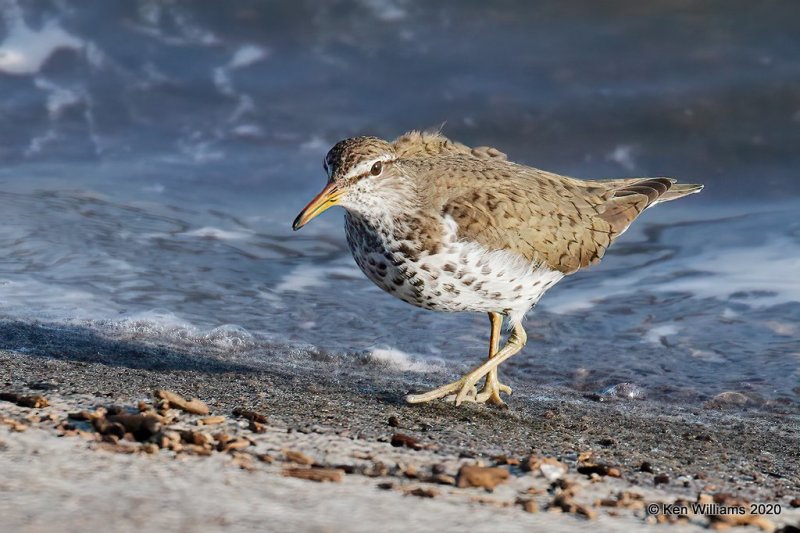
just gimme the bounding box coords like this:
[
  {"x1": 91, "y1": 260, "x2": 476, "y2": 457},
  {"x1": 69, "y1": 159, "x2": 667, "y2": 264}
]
[{"x1": 340, "y1": 176, "x2": 418, "y2": 231}]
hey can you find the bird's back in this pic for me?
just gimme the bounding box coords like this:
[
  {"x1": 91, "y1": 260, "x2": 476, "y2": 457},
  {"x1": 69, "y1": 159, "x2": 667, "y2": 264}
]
[{"x1": 396, "y1": 132, "x2": 702, "y2": 274}]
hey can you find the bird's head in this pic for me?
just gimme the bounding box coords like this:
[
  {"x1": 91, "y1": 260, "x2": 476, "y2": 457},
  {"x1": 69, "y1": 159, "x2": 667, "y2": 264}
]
[{"x1": 292, "y1": 136, "x2": 398, "y2": 230}]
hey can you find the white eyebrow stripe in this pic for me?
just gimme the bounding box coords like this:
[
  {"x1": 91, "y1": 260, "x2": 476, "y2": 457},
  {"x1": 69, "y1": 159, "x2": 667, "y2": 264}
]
[{"x1": 343, "y1": 155, "x2": 394, "y2": 180}]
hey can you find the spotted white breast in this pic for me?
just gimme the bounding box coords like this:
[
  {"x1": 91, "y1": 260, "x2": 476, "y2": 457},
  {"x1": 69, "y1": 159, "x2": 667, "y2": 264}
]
[{"x1": 345, "y1": 213, "x2": 563, "y2": 326}]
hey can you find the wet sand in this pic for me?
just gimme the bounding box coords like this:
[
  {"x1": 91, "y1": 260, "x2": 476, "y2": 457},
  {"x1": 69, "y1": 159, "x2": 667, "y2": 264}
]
[{"x1": 1, "y1": 326, "x2": 798, "y2": 532}]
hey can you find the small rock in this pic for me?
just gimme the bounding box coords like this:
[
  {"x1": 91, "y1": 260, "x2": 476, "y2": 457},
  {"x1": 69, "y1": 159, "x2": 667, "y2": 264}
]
[
  {"x1": 232, "y1": 408, "x2": 267, "y2": 424},
  {"x1": 182, "y1": 444, "x2": 213, "y2": 456},
  {"x1": 654, "y1": 473, "x2": 670, "y2": 485},
  {"x1": 17, "y1": 395, "x2": 49, "y2": 408},
  {"x1": 540, "y1": 459, "x2": 568, "y2": 482},
  {"x1": 198, "y1": 416, "x2": 226, "y2": 426},
  {"x1": 95, "y1": 442, "x2": 138, "y2": 454},
  {"x1": 406, "y1": 487, "x2": 438, "y2": 498},
  {"x1": 597, "y1": 491, "x2": 645, "y2": 510},
  {"x1": 429, "y1": 473, "x2": 456, "y2": 485},
  {"x1": 387, "y1": 415, "x2": 400, "y2": 427},
  {"x1": 390, "y1": 433, "x2": 422, "y2": 450},
  {"x1": 704, "y1": 391, "x2": 752, "y2": 409},
  {"x1": 364, "y1": 462, "x2": 390, "y2": 477},
  {"x1": 154, "y1": 390, "x2": 209, "y2": 415},
  {"x1": 0, "y1": 393, "x2": 49, "y2": 408},
  {"x1": 402, "y1": 464, "x2": 419, "y2": 478},
  {"x1": 789, "y1": 497, "x2": 800, "y2": 508},
  {"x1": 492, "y1": 454, "x2": 520, "y2": 466},
  {"x1": 142, "y1": 443, "x2": 159, "y2": 454},
  {"x1": 639, "y1": 461, "x2": 654, "y2": 473},
  {"x1": 157, "y1": 430, "x2": 182, "y2": 449},
  {"x1": 456, "y1": 464, "x2": 510, "y2": 491},
  {"x1": 231, "y1": 452, "x2": 256, "y2": 471},
  {"x1": 219, "y1": 438, "x2": 251, "y2": 452},
  {"x1": 178, "y1": 430, "x2": 213, "y2": 446},
  {"x1": 68, "y1": 410, "x2": 99, "y2": 421},
  {"x1": 283, "y1": 467, "x2": 344, "y2": 482},
  {"x1": 577, "y1": 463, "x2": 620, "y2": 478},
  {"x1": 107, "y1": 414, "x2": 162, "y2": 442},
  {"x1": 92, "y1": 418, "x2": 126, "y2": 439},
  {"x1": 248, "y1": 420, "x2": 267, "y2": 433},
  {"x1": 551, "y1": 494, "x2": 597, "y2": 519},
  {"x1": 4, "y1": 420, "x2": 28, "y2": 432},
  {"x1": 284, "y1": 449, "x2": 313, "y2": 465},
  {"x1": 517, "y1": 498, "x2": 539, "y2": 513}
]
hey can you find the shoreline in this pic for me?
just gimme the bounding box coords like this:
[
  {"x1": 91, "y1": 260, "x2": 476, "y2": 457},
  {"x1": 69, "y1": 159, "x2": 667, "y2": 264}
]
[{"x1": 1, "y1": 343, "x2": 798, "y2": 531}]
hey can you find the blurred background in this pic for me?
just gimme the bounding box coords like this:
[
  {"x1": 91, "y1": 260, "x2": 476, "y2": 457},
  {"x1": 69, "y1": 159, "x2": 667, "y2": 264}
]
[{"x1": 0, "y1": 1, "x2": 798, "y2": 409}]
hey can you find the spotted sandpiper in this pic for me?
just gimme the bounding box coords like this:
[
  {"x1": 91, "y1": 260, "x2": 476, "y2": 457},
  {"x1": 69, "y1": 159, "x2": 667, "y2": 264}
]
[{"x1": 292, "y1": 130, "x2": 702, "y2": 406}]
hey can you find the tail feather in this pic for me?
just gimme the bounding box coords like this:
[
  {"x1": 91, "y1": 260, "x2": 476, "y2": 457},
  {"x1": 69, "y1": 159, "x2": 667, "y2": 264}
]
[
  {"x1": 592, "y1": 177, "x2": 703, "y2": 237},
  {"x1": 657, "y1": 182, "x2": 704, "y2": 203}
]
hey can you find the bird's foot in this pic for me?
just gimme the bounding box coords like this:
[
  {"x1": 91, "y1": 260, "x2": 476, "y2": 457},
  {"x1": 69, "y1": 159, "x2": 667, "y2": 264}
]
[
  {"x1": 405, "y1": 378, "x2": 478, "y2": 405},
  {"x1": 474, "y1": 370, "x2": 512, "y2": 406},
  {"x1": 406, "y1": 369, "x2": 509, "y2": 406}
]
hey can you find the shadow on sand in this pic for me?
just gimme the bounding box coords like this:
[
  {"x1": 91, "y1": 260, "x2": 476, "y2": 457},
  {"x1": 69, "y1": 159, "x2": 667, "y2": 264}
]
[{"x1": 0, "y1": 320, "x2": 256, "y2": 374}]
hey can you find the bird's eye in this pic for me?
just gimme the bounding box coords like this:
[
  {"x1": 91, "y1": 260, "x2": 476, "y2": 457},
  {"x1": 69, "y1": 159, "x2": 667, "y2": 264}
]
[{"x1": 370, "y1": 161, "x2": 383, "y2": 176}]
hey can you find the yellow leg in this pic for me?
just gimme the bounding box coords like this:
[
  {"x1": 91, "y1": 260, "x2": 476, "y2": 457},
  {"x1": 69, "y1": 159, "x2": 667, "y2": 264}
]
[
  {"x1": 474, "y1": 312, "x2": 513, "y2": 405},
  {"x1": 405, "y1": 319, "x2": 526, "y2": 406}
]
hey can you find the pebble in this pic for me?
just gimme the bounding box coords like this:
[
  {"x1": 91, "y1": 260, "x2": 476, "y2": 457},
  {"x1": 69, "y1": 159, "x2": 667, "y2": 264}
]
[
  {"x1": 654, "y1": 473, "x2": 670, "y2": 485},
  {"x1": 517, "y1": 498, "x2": 539, "y2": 513},
  {"x1": 198, "y1": 416, "x2": 226, "y2": 426},
  {"x1": 282, "y1": 467, "x2": 344, "y2": 483},
  {"x1": 154, "y1": 390, "x2": 209, "y2": 415},
  {"x1": 248, "y1": 420, "x2": 267, "y2": 433},
  {"x1": 106, "y1": 414, "x2": 162, "y2": 441},
  {"x1": 704, "y1": 391, "x2": 752, "y2": 409},
  {"x1": 577, "y1": 462, "x2": 620, "y2": 478},
  {"x1": 456, "y1": 465, "x2": 510, "y2": 491},
  {"x1": 390, "y1": 433, "x2": 422, "y2": 450},
  {"x1": 550, "y1": 494, "x2": 597, "y2": 520},
  {"x1": 405, "y1": 486, "x2": 438, "y2": 498},
  {"x1": 232, "y1": 408, "x2": 267, "y2": 424},
  {"x1": 0, "y1": 393, "x2": 49, "y2": 408},
  {"x1": 284, "y1": 449, "x2": 313, "y2": 465},
  {"x1": 219, "y1": 438, "x2": 251, "y2": 452},
  {"x1": 178, "y1": 430, "x2": 213, "y2": 446}
]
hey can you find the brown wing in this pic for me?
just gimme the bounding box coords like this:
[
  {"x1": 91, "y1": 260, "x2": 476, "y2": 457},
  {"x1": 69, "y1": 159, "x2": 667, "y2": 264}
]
[{"x1": 437, "y1": 162, "x2": 693, "y2": 274}]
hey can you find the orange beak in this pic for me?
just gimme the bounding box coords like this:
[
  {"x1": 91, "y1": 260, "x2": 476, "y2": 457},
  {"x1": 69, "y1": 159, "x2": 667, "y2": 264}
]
[{"x1": 292, "y1": 182, "x2": 344, "y2": 230}]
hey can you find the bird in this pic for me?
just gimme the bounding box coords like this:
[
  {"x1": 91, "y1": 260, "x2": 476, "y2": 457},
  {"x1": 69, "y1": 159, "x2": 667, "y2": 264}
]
[{"x1": 292, "y1": 130, "x2": 702, "y2": 407}]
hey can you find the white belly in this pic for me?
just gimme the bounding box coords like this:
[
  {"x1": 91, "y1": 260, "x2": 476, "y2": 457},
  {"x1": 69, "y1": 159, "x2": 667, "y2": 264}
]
[{"x1": 346, "y1": 214, "x2": 563, "y2": 325}]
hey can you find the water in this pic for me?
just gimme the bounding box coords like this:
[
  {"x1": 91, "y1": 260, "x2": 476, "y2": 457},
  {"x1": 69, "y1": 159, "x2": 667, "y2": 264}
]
[{"x1": 0, "y1": 0, "x2": 798, "y2": 411}]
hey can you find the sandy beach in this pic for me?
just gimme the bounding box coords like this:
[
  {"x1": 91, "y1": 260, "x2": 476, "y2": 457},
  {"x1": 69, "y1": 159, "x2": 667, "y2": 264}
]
[{"x1": 1, "y1": 328, "x2": 798, "y2": 532}]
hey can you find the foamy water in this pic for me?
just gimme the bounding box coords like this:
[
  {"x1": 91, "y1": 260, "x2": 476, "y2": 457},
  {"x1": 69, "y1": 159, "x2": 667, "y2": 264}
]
[{"x1": 0, "y1": 1, "x2": 798, "y2": 412}]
